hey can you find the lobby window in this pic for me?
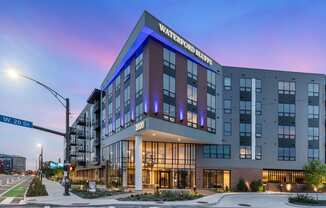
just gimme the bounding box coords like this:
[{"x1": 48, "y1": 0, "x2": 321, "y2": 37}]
[
  {"x1": 163, "y1": 48, "x2": 175, "y2": 70},
  {"x1": 240, "y1": 146, "x2": 251, "y2": 159},
  {"x1": 163, "y1": 103, "x2": 176, "y2": 122},
  {"x1": 136, "y1": 53, "x2": 143, "y2": 72},
  {"x1": 115, "y1": 94, "x2": 120, "y2": 114},
  {"x1": 308, "y1": 83, "x2": 319, "y2": 97},
  {"x1": 224, "y1": 77, "x2": 231, "y2": 90},
  {"x1": 240, "y1": 101, "x2": 251, "y2": 114},
  {"x1": 224, "y1": 99, "x2": 232, "y2": 114},
  {"x1": 136, "y1": 73, "x2": 143, "y2": 98},
  {"x1": 240, "y1": 78, "x2": 252, "y2": 92},
  {"x1": 187, "y1": 60, "x2": 197, "y2": 80},
  {"x1": 278, "y1": 104, "x2": 295, "y2": 117},
  {"x1": 278, "y1": 81, "x2": 295, "y2": 95},
  {"x1": 187, "y1": 85, "x2": 197, "y2": 106},
  {"x1": 135, "y1": 102, "x2": 143, "y2": 122},
  {"x1": 163, "y1": 73, "x2": 175, "y2": 98},
  {"x1": 240, "y1": 123, "x2": 251, "y2": 137},
  {"x1": 308, "y1": 149, "x2": 319, "y2": 161},
  {"x1": 115, "y1": 75, "x2": 121, "y2": 93},
  {"x1": 278, "y1": 147, "x2": 296, "y2": 161},
  {"x1": 124, "y1": 65, "x2": 130, "y2": 82},
  {"x1": 207, "y1": 93, "x2": 216, "y2": 113},
  {"x1": 255, "y1": 79, "x2": 262, "y2": 93},
  {"x1": 278, "y1": 125, "x2": 295, "y2": 139},
  {"x1": 308, "y1": 105, "x2": 319, "y2": 119},
  {"x1": 308, "y1": 127, "x2": 319, "y2": 141},
  {"x1": 207, "y1": 117, "x2": 216, "y2": 133},
  {"x1": 207, "y1": 70, "x2": 216, "y2": 90},
  {"x1": 187, "y1": 111, "x2": 197, "y2": 128},
  {"x1": 256, "y1": 102, "x2": 262, "y2": 115},
  {"x1": 203, "y1": 144, "x2": 231, "y2": 159},
  {"x1": 224, "y1": 122, "x2": 231, "y2": 136}
]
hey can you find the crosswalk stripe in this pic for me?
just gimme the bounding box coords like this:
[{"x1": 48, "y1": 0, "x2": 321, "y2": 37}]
[{"x1": 0, "y1": 197, "x2": 14, "y2": 204}]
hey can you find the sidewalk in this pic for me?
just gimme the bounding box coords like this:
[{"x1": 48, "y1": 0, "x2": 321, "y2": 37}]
[{"x1": 25, "y1": 178, "x2": 223, "y2": 206}]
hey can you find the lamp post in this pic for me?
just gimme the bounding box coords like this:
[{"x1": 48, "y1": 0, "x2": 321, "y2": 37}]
[{"x1": 5, "y1": 69, "x2": 70, "y2": 195}]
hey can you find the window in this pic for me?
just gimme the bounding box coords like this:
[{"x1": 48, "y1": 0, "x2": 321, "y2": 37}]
[
  {"x1": 240, "y1": 101, "x2": 251, "y2": 114},
  {"x1": 240, "y1": 78, "x2": 252, "y2": 92},
  {"x1": 163, "y1": 74, "x2": 175, "y2": 98},
  {"x1": 278, "y1": 125, "x2": 295, "y2": 139},
  {"x1": 207, "y1": 70, "x2": 216, "y2": 89},
  {"x1": 163, "y1": 48, "x2": 175, "y2": 69},
  {"x1": 308, "y1": 127, "x2": 319, "y2": 141},
  {"x1": 108, "y1": 102, "x2": 113, "y2": 120},
  {"x1": 207, "y1": 117, "x2": 216, "y2": 133},
  {"x1": 278, "y1": 81, "x2": 295, "y2": 95},
  {"x1": 115, "y1": 75, "x2": 121, "y2": 93},
  {"x1": 187, "y1": 60, "x2": 197, "y2": 80},
  {"x1": 308, "y1": 149, "x2": 319, "y2": 161},
  {"x1": 187, "y1": 85, "x2": 197, "y2": 105},
  {"x1": 107, "y1": 85, "x2": 113, "y2": 98},
  {"x1": 278, "y1": 147, "x2": 296, "y2": 161},
  {"x1": 124, "y1": 66, "x2": 130, "y2": 82},
  {"x1": 256, "y1": 102, "x2": 262, "y2": 115},
  {"x1": 203, "y1": 144, "x2": 231, "y2": 159},
  {"x1": 224, "y1": 122, "x2": 231, "y2": 136},
  {"x1": 256, "y1": 79, "x2": 262, "y2": 93},
  {"x1": 115, "y1": 117, "x2": 121, "y2": 132},
  {"x1": 163, "y1": 103, "x2": 175, "y2": 122},
  {"x1": 135, "y1": 102, "x2": 143, "y2": 122},
  {"x1": 124, "y1": 86, "x2": 130, "y2": 107},
  {"x1": 256, "y1": 124, "x2": 262, "y2": 138},
  {"x1": 255, "y1": 146, "x2": 262, "y2": 160},
  {"x1": 207, "y1": 93, "x2": 216, "y2": 113},
  {"x1": 308, "y1": 105, "x2": 319, "y2": 119},
  {"x1": 115, "y1": 94, "x2": 120, "y2": 113},
  {"x1": 224, "y1": 100, "x2": 232, "y2": 114},
  {"x1": 124, "y1": 110, "x2": 131, "y2": 128},
  {"x1": 224, "y1": 77, "x2": 231, "y2": 90},
  {"x1": 187, "y1": 111, "x2": 197, "y2": 128},
  {"x1": 240, "y1": 146, "x2": 251, "y2": 159},
  {"x1": 240, "y1": 123, "x2": 251, "y2": 137},
  {"x1": 308, "y1": 83, "x2": 319, "y2": 97},
  {"x1": 136, "y1": 73, "x2": 143, "y2": 98},
  {"x1": 136, "y1": 53, "x2": 143, "y2": 71},
  {"x1": 278, "y1": 104, "x2": 295, "y2": 117}
]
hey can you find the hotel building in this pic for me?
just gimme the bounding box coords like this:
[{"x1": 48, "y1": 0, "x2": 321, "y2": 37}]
[{"x1": 68, "y1": 11, "x2": 326, "y2": 191}]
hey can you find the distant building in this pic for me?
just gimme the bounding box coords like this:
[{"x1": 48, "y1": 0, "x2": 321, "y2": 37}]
[{"x1": 0, "y1": 154, "x2": 26, "y2": 173}]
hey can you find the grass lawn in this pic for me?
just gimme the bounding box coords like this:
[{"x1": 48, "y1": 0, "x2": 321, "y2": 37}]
[{"x1": 4, "y1": 186, "x2": 26, "y2": 197}]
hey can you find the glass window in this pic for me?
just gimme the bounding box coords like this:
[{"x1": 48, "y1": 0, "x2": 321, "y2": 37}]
[
  {"x1": 115, "y1": 75, "x2": 121, "y2": 93},
  {"x1": 207, "y1": 117, "x2": 216, "y2": 133},
  {"x1": 207, "y1": 70, "x2": 216, "y2": 89},
  {"x1": 308, "y1": 149, "x2": 319, "y2": 161},
  {"x1": 256, "y1": 124, "x2": 262, "y2": 138},
  {"x1": 115, "y1": 94, "x2": 120, "y2": 113},
  {"x1": 136, "y1": 53, "x2": 143, "y2": 71},
  {"x1": 203, "y1": 144, "x2": 231, "y2": 159},
  {"x1": 224, "y1": 77, "x2": 231, "y2": 90},
  {"x1": 240, "y1": 146, "x2": 251, "y2": 159},
  {"x1": 135, "y1": 102, "x2": 143, "y2": 122},
  {"x1": 278, "y1": 104, "x2": 295, "y2": 117},
  {"x1": 163, "y1": 103, "x2": 176, "y2": 122},
  {"x1": 278, "y1": 147, "x2": 296, "y2": 161},
  {"x1": 124, "y1": 86, "x2": 130, "y2": 107},
  {"x1": 187, "y1": 111, "x2": 197, "y2": 128},
  {"x1": 163, "y1": 48, "x2": 175, "y2": 70},
  {"x1": 187, "y1": 60, "x2": 197, "y2": 80},
  {"x1": 207, "y1": 93, "x2": 216, "y2": 113},
  {"x1": 278, "y1": 125, "x2": 295, "y2": 139},
  {"x1": 136, "y1": 73, "x2": 143, "y2": 98},
  {"x1": 278, "y1": 81, "x2": 295, "y2": 95},
  {"x1": 240, "y1": 123, "x2": 251, "y2": 137},
  {"x1": 124, "y1": 65, "x2": 130, "y2": 82},
  {"x1": 187, "y1": 85, "x2": 197, "y2": 105},
  {"x1": 240, "y1": 78, "x2": 252, "y2": 92},
  {"x1": 255, "y1": 145, "x2": 262, "y2": 160},
  {"x1": 308, "y1": 83, "x2": 319, "y2": 97},
  {"x1": 308, "y1": 105, "x2": 319, "y2": 119},
  {"x1": 224, "y1": 100, "x2": 232, "y2": 114},
  {"x1": 308, "y1": 127, "x2": 319, "y2": 141},
  {"x1": 256, "y1": 79, "x2": 262, "y2": 93},
  {"x1": 256, "y1": 102, "x2": 262, "y2": 115},
  {"x1": 163, "y1": 73, "x2": 176, "y2": 98},
  {"x1": 240, "y1": 101, "x2": 251, "y2": 114},
  {"x1": 124, "y1": 110, "x2": 131, "y2": 128},
  {"x1": 224, "y1": 122, "x2": 231, "y2": 136}
]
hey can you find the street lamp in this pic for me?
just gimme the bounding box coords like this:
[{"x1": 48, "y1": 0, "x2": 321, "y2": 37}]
[
  {"x1": 37, "y1": 144, "x2": 43, "y2": 181},
  {"x1": 5, "y1": 69, "x2": 71, "y2": 196}
]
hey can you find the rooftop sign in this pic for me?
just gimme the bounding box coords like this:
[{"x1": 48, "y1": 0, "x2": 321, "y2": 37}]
[{"x1": 158, "y1": 23, "x2": 213, "y2": 65}]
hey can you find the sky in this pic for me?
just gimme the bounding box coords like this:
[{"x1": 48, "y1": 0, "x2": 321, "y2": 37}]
[{"x1": 0, "y1": 0, "x2": 325, "y2": 170}]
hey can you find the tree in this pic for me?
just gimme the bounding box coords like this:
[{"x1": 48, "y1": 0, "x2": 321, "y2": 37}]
[{"x1": 304, "y1": 160, "x2": 326, "y2": 199}]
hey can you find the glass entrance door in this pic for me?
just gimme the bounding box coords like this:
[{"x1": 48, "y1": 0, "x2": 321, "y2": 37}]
[{"x1": 159, "y1": 171, "x2": 170, "y2": 188}]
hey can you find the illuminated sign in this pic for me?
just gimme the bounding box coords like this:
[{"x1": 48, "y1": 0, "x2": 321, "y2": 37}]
[
  {"x1": 135, "y1": 121, "x2": 145, "y2": 132},
  {"x1": 158, "y1": 23, "x2": 213, "y2": 65}
]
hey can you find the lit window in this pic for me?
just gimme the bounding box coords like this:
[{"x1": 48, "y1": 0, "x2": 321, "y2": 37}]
[
  {"x1": 187, "y1": 111, "x2": 197, "y2": 128},
  {"x1": 163, "y1": 103, "x2": 175, "y2": 122},
  {"x1": 187, "y1": 85, "x2": 197, "y2": 105}
]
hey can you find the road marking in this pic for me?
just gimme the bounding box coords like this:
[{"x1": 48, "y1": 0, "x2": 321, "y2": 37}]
[
  {"x1": 0, "y1": 177, "x2": 27, "y2": 197},
  {"x1": 0, "y1": 197, "x2": 14, "y2": 204}
]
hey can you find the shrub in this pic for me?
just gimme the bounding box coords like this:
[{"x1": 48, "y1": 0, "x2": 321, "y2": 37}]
[
  {"x1": 236, "y1": 178, "x2": 248, "y2": 192},
  {"x1": 289, "y1": 194, "x2": 318, "y2": 204},
  {"x1": 250, "y1": 180, "x2": 263, "y2": 192},
  {"x1": 26, "y1": 177, "x2": 48, "y2": 197}
]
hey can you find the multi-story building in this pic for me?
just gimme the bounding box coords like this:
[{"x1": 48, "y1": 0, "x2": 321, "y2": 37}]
[
  {"x1": 0, "y1": 154, "x2": 26, "y2": 173},
  {"x1": 68, "y1": 11, "x2": 326, "y2": 191}
]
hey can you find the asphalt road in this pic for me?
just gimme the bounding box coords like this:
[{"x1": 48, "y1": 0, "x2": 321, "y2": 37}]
[{"x1": 0, "y1": 175, "x2": 31, "y2": 205}]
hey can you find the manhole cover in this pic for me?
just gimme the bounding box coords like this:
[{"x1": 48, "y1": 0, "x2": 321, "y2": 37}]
[{"x1": 238, "y1": 204, "x2": 251, "y2": 207}]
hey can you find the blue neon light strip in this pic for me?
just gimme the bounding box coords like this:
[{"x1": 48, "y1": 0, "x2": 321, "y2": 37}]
[{"x1": 102, "y1": 26, "x2": 217, "y2": 91}]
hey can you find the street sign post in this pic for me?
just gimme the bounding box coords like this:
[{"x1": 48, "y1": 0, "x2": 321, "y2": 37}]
[{"x1": 0, "y1": 114, "x2": 33, "y2": 128}]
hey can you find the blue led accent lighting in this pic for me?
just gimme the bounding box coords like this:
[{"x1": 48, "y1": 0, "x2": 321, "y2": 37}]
[{"x1": 102, "y1": 26, "x2": 217, "y2": 91}]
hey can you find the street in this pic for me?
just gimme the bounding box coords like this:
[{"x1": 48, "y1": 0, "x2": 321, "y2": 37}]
[{"x1": 0, "y1": 175, "x2": 31, "y2": 205}]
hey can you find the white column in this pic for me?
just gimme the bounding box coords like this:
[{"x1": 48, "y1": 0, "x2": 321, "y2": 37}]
[
  {"x1": 135, "y1": 135, "x2": 142, "y2": 191},
  {"x1": 251, "y1": 78, "x2": 256, "y2": 160}
]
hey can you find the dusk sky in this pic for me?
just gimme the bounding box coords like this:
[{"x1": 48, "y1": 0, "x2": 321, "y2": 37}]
[{"x1": 0, "y1": 0, "x2": 325, "y2": 170}]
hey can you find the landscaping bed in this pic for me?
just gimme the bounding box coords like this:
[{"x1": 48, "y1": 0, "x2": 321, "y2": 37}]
[
  {"x1": 26, "y1": 177, "x2": 48, "y2": 197},
  {"x1": 119, "y1": 190, "x2": 203, "y2": 201},
  {"x1": 71, "y1": 188, "x2": 125, "y2": 199},
  {"x1": 289, "y1": 194, "x2": 326, "y2": 206}
]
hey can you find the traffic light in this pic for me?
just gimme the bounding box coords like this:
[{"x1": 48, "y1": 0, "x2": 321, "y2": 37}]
[{"x1": 69, "y1": 165, "x2": 75, "y2": 172}]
